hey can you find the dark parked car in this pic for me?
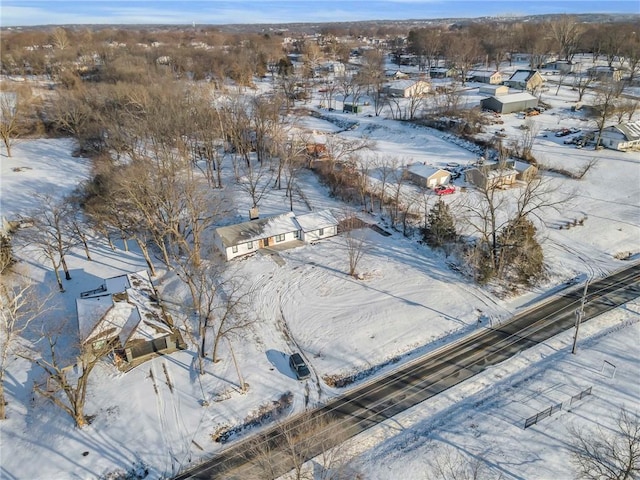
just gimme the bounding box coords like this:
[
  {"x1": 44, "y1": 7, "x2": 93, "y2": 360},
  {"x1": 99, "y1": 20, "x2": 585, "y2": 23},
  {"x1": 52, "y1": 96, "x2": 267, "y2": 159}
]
[{"x1": 289, "y1": 353, "x2": 311, "y2": 380}]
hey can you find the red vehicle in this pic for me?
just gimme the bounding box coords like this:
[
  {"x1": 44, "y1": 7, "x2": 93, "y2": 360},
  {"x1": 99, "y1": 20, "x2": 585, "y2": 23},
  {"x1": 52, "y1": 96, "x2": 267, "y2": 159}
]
[{"x1": 435, "y1": 184, "x2": 456, "y2": 196}]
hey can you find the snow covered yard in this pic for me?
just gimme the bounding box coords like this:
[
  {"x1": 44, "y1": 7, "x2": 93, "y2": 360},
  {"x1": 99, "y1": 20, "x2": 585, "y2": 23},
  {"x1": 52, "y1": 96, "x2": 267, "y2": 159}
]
[{"x1": 1, "y1": 63, "x2": 639, "y2": 479}]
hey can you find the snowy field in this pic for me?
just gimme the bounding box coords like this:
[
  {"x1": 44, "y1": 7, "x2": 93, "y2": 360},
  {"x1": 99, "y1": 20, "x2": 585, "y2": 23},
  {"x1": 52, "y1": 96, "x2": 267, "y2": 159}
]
[{"x1": 0, "y1": 58, "x2": 639, "y2": 479}]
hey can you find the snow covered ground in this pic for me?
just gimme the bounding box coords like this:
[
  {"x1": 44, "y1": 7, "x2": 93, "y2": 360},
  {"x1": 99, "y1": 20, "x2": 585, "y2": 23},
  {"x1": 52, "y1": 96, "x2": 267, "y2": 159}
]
[{"x1": 0, "y1": 59, "x2": 639, "y2": 479}]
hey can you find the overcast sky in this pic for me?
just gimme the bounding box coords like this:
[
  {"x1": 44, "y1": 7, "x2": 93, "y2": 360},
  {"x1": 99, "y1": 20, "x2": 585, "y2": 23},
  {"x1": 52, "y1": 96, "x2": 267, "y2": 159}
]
[{"x1": 1, "y1": 0, "x2": 638, "y2": 27}]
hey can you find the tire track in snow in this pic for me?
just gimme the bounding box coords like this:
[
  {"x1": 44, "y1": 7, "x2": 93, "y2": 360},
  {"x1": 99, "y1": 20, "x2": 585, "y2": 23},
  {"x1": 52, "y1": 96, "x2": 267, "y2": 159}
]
[{"x1": 150, "y1": 363, "x2": 176, "y2": 476}]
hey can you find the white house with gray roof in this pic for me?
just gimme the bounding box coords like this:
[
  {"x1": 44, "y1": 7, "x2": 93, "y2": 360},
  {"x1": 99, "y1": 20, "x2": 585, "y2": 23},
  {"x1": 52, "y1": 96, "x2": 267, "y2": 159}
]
[
  {"x1": 213, "y1": 210, "x2": 338, "y2": 261},
  {"x1": 600, "y1": 121, "x2": 640, "y2": 151}
]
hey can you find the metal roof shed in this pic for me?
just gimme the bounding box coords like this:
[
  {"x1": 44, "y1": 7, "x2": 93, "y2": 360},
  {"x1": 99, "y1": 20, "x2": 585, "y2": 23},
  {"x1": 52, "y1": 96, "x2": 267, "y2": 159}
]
[{"x1": 480, "y1": 92, "x2": 538, "y2": 114}]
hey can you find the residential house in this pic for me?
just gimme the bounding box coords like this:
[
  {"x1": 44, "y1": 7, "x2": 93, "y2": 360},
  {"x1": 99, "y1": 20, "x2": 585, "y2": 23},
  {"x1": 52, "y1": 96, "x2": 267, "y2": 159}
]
[
  {"x1": 405, "y1": 164, "x2": 451, "y2": 189},
  {"x1": 384, "y1": 79, "x2": 431, "y2": 98},
  {"x1": 587, "y1": 66, "x2": 623, "y2": 82},
  {"x1": 468, "y1": 70, "x2": 503, "y2": 84},
  {"x1": 600, "y1": 121, "x2": 640, "y2": 151},
  {"x1": 319, "y1": 61, "x2": 346, "y2": 75},
  {"x1": 479, "y1": 85, "x2": 509, "y2": 96},
  {"x1": 465, "y1": 161, "x2": 518, "y2": 189},
  {"x1": 480, "y1": 92, "x2": 538, "y2": 114},
  {"x1": 545, "y1": 60, "x2": 580, "y2": 74},
  {"x1": 514, "y1": 161, "x2": 539, "y2": 182},
  {"x1": 428, "y1": 66, "x2": 457, "y2": 79},
  {"x1": 213, "y1": 211, "x2": 338, "y2": 261},
  {"x1": 295, "y1": 210, "x2": 339, "y2": 242},
  {"x1": 504, "y1": 70, "x2": 544, "y2": 92},
  {"x1": 385, "y1": 69, "x2": 409, "y2": 80},
  {"x1": 76, "y1": 270, "x2": 184, "y2": 370}
]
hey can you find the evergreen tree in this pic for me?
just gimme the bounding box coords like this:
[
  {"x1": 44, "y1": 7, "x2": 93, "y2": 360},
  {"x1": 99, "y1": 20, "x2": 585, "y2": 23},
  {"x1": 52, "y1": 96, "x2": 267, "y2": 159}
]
[
  {"x1": 424, "y1": 199, "x2": 457, "y2": 248},
  {"x1": 497, "y1": 215, "x2": 544, "y2": 284},
  {"x1": 277, "y1": 57, "x2": 294, "y2": 77}
]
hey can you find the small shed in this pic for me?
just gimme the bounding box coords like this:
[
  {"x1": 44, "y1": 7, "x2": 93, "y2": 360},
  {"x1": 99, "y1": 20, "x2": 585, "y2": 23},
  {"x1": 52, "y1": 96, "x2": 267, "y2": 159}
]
[
  {"x1": 600, "y1": 121, "x2": 640, "y2": 151},
  {"x1": 343, "y1": 103, "x2": 362, "y2": 114},
  {"x1": 479, "y1": 85, "x2": 509, "y2": 96},
  {"x1": 405, "y1": 164, "x2": 451, "y2": 189},
  {"x1": 480, "y1": 92, "x2": 538, "y2": 114}
]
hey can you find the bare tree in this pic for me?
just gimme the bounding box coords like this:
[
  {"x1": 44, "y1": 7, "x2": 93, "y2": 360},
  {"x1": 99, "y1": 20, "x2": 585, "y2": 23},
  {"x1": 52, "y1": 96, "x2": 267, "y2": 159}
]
[
  {"x1": 341, "y1": 213, "x2": 369, "y2": 278},
  {"x1": 446, "y1": 31, "x2": 482, "y2": 86},
  {"x1": 245, "y1": 412, "x2": 361, "y2": 480},
  {"x1": 0, "y1": 86, "x2": 32, "y2": 157},
  {"x1": 569, "y1": 407, "x2": 640, "y2": 480},
  {"x1": 575, "y1": 69, "x2": 595, "y2": 103},
  {"x1": 16, "y1": 194, "x2": 77, "y2": 292},
  {"x1": 50, "y1": 27, "x2": 70, "y2": 50},
  {"x1": 0, "y1": 276, "x2": 49, "y2": 420},
  {"x1": 281, "y1": 138, "x2": 308, "y2": 212},
  {"x1": 548, "y1": 16, "x2": 583, "y2": 62},
  {"x1": 373, "y1": 155, "x2": 398, "y2": 214},
  {"x1": 592, "y1": 79, "x2": 625, "y2": 149},
  {"x1": 238, "y1": 157, "x2": 274, "y2": 210},
  {"x1": 22, "y1": 324, "x2": 113, "y2": 428},
  {"x1": 510, "y1": 118, "x2": 540, "y2": 162},
  {"x1": 462, "y1": 163, "x2": 565, "y2": 283}
]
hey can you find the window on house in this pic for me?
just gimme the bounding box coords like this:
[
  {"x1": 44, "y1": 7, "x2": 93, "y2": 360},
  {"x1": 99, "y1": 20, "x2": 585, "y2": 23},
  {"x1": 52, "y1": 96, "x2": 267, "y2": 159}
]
[
  {"x1": 247, "y1": 241, "x2": 253, "y2": 249},
  {"x1": 294, "y1": 230, "x2": 300, "y2": 239},
  {"x1": 232, "y1": 245, "x2": 238, "y2": 253},
  {"x1": 276, "y1": 234, "x2": 285, "y2": 242},
  {"x1": 319, "y1": 228, "x2": 324, "y2": 236}
]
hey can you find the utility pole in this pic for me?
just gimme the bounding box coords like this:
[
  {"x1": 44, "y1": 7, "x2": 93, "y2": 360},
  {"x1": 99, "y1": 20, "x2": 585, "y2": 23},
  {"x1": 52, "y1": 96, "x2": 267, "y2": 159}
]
[{"x1": 572, "y1": 280, "x2": 589, "y2": 354}]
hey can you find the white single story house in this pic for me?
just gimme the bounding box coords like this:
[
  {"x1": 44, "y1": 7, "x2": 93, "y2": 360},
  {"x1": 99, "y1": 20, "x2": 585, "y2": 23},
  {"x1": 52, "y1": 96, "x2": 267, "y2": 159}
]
[
  {"x1": 213, "y1": 210, "x2": 338, "y2": 261},
  {"x1": 384, "y1": 79, "x2": 431, "y2": 98},
  {"x1": 480, "y1": 92, "x2": 538, "y2": 114},
  {"x1": 405, "y1": 164, "x2": 451, "y2": 189},
  {"x1": 76, "y1": 270, "x2": 184, "y2": 370},
  {"x1": 600, "y1": 121, "x2": 640, "y2": 151}
]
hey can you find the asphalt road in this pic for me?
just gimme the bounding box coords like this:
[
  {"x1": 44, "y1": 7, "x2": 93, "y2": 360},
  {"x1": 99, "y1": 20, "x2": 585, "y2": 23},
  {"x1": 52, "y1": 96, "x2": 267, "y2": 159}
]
[{"x1": 174, "y1": 261, "x2": 640, "y2": 480}]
